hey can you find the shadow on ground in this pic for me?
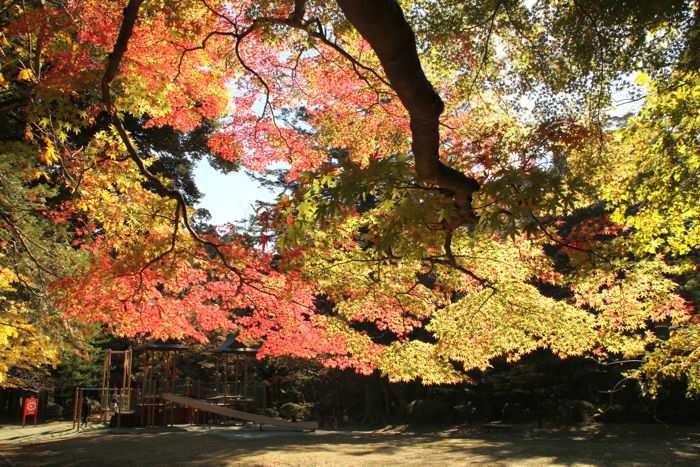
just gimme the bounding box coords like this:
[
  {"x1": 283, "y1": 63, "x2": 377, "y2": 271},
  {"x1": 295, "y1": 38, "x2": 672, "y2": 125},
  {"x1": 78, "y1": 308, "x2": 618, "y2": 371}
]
[{"x1": 1, "y1": 424, "x2": 698, "y2": 466}]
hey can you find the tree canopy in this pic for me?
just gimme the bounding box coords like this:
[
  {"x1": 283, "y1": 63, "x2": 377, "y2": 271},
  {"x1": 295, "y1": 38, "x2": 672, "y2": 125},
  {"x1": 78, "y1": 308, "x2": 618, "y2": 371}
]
[{"x1": 1, "y1": 0, "x2": 698, "y2": 395}]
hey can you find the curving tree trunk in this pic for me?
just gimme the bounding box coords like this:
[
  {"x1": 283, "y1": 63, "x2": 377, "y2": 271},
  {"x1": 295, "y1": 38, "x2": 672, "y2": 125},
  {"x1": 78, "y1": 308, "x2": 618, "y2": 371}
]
[{"x1": 336, "y1": 0, "x2": 480, "y2": 222}]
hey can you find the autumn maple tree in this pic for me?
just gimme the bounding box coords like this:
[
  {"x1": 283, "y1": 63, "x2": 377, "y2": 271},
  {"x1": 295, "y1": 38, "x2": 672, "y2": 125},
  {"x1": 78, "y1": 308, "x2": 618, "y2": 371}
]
[{"x1": 1, "y1": 0, "x2": 698, "y2": 393}]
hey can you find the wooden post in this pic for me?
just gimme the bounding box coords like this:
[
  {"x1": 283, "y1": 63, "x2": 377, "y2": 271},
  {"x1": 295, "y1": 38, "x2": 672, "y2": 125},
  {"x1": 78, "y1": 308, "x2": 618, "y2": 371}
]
[
  {"x1": 101, "y1": 350, "x2": 111, "y2": 423},
  {"x1": 76, "y1": 389, "x2": 82, "y2": 432},
  {"x1": 243, "y1": 358, "x2": 249, "y2": 398},
  {"x1": 73, "y1": 387, "x2": 79, "y2": 430},
  {"x1": 122, "y1": 348, "x2": 132, "y2": 412},
  {"x1": 224, "y1": 355, "x2": 229, "y2": 398}
]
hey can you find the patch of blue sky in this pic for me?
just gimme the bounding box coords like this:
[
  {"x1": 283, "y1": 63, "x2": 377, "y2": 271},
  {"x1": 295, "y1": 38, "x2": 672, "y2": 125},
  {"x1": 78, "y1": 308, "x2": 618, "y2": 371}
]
[{"x1": 193, "y1": 160, "x2": 279, "y2": 226}]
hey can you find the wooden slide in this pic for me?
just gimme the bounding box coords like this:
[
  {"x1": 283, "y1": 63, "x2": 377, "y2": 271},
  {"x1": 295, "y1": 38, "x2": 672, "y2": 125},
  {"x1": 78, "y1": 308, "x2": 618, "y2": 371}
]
[{"x1": 161, "y1": 393, "x2": 317, "y2": 431}]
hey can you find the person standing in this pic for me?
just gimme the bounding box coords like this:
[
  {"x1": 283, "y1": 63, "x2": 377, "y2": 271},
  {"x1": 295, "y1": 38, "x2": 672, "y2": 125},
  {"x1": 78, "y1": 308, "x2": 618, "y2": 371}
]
[{"x1": 111, "y1": 391, "x2": 119, "y2": 414}]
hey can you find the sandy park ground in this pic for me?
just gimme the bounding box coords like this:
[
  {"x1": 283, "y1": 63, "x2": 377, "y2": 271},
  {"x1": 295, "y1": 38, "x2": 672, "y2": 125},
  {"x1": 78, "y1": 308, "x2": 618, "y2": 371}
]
[{"x1": 0, "y1": 421, "x2": 699, "y2": 466}]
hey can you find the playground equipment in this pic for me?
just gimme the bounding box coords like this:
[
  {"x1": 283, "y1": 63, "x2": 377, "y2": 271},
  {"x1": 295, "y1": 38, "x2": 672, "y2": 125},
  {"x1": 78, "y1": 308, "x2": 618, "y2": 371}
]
[
  {"x1": 161, "y1": 393, "x2": 317, "y2": 431},
  {"x1": 72, "y1": 334, "x2": 314, "y2": 431},
  {"x1": 137, "y1": 341, "x2": 184, "y2": 426},
  {"x1": 73, "y1": 349, "x2": 133, "y2": 430}
]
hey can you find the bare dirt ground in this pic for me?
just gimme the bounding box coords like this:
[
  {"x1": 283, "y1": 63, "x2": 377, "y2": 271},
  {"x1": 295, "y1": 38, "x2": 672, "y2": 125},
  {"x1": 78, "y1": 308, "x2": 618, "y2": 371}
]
[{"x1": 0, "y1": 422, "x2": 698, "y2": 466}]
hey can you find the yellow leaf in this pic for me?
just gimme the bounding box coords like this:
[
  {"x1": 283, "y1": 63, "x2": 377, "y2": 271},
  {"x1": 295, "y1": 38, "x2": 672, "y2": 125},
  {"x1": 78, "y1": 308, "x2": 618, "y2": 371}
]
[
  {"x1": 634, "y1": 72, "x2": 651, "y2": 89},
  {"x1": 33, "y1": 170, "x2": 49, "y2": 181},
  {"x1": 39, "y1": 138, "x2": 59, "y2": 164},
  {"x1": 17, "y1": 68, "x2": 34, "y2": 81},
  {"x1": 0, "y1": 73, "x2": 6, "y2": 86}
]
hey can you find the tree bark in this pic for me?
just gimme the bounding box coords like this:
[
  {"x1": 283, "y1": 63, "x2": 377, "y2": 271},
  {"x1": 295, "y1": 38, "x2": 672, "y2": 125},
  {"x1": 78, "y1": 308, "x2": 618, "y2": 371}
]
[{"x1": 336, "y1": 0, "x2": 480, "y2": 222}]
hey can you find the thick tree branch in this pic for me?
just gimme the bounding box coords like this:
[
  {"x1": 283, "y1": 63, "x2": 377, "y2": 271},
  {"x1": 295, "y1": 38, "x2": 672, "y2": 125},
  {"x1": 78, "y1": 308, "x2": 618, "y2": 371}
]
[
  {"x1": 336, "y1": 0, "x2": 480, "y2": 223},
  {"x1": 291, "y1": 0, "x2": 307, "y2": 24},
  {"x1": 101, "y1": 0, "x2": 144, "y2": 112}
]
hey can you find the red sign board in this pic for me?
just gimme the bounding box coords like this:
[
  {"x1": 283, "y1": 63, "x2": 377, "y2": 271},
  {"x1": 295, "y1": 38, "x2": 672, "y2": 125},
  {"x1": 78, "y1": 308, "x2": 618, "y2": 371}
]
[{"x1": 22, "y1": 396, "x2": 38, "y2": 426}]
